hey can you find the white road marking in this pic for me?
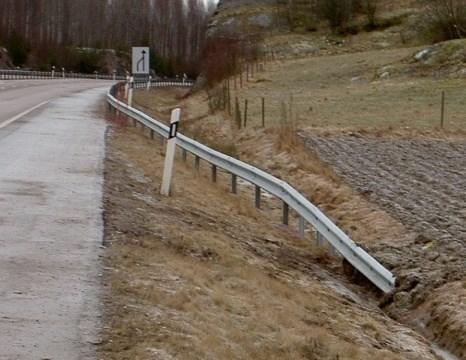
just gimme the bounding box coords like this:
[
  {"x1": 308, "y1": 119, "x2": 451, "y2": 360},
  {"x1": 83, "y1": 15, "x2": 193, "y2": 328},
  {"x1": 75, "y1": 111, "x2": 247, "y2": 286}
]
[{"x1": 0, "y1": 100, "x2": 50, "y2": 130}]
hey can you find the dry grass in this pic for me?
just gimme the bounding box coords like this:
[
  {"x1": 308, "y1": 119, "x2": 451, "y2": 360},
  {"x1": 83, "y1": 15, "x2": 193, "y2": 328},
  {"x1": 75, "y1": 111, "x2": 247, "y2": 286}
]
[
  {"x1": 99, "y1": 125, "x2": 437, "y2": 359},
  {"x1": 220, "y1": 48, "x2": 466, "y2": 131}
]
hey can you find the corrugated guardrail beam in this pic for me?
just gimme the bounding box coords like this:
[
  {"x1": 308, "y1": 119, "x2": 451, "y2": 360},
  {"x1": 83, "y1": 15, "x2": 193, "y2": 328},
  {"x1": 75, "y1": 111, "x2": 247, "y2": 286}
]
[{"x1": 106, "y1": 82, "x2": 396, "y2": 294}]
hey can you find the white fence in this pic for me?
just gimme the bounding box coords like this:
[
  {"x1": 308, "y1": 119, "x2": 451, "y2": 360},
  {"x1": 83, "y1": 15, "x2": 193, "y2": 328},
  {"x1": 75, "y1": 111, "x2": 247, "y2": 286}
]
[
  {"x1": 107, "y1": 82, "x2": 396, "y2": 294},
  {"x1": 0, "y1": 68, "x2": 127, "y2": 80}
]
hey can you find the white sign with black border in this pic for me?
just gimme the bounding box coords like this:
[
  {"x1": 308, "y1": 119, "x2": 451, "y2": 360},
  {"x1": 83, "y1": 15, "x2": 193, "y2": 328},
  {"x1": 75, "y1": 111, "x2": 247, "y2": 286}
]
[{"x1": 132, "y1": 47, "x2": 150, "y2": 75}]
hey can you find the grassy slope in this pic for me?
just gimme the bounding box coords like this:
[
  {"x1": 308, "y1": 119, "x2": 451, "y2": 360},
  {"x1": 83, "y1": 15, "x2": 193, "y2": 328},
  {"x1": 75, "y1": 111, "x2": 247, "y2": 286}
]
[{"x1": 99, "y1": 124, "x2": 437, "y2": 359}]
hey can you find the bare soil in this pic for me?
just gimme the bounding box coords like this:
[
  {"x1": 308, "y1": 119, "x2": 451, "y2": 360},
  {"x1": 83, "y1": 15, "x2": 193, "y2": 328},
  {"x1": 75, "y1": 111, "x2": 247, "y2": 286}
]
[
  {"x1": 299, "y1": 132, "x2": 466, "y2": 358},
  {"x1": 99, "y1": 123, "x2": 440, "y2": 359}
]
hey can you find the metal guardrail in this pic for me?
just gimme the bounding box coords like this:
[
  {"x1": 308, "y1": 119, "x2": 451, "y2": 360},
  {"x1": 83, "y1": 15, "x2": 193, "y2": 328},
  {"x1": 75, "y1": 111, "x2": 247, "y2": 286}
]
[{"x1": 107, "y1": 82, "x2": 396, "y2": 293}]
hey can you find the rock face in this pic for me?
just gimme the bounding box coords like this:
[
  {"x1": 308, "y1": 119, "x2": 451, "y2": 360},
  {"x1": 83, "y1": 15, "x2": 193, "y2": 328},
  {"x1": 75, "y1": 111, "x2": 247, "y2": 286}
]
[
  {"x1": 0, "y1": 48, "x2": 13, "y2": 69},
  {"x1": 207, "y1": 0, "x2": 289, "y2": 38}
]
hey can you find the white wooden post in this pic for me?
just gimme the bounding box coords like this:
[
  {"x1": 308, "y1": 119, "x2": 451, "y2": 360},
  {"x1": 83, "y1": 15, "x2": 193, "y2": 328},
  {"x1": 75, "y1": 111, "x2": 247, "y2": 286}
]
[
  {"x1": 52, "y1": 66, "x2": 55, "y2": 79},
  {"x1": 147, "y1": 75, "x2": 152, "y2": 91},
  {"x1": 124, "y1": 75, "x2": 130, "y2": 99},
  {"x1": 128, "y1": 76, "x2": 134, "y2": 107},
  {"x1": 62, "y1": 67, "x2": 65, "y2": 79},
  {"x1": 161, "y1": 108, "x2": 181, "y2": 196},
  {"x1": 113, "y1": 70, "x2": 116, "y2": 81}
]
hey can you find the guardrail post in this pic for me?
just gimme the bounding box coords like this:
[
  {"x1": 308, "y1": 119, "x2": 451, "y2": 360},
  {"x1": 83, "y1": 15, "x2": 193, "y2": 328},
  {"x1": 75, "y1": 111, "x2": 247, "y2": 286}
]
[
  {"x1": 124, "y1": 75, "x2": 130, "y2": 99},
  {"x1": 231, "y1": 174, "x2": 237, "y2": 194},
  {"x1": 283, "y1": 202, "x2": 289, "y2": 226},
  {"x1": 194, "y1": 156, "x2": 200, "y2": 172},
  {"x1": 150, "y1": 129, "x2": 154, "y2": 139},
  {"x1": 211, "y1": 165, "x2": 217, "y2": 183},
  {"x1": 315, "y1": 230, "x2": 324, "y2": 246},
  {"x1": 299, "y1": 217, "x2": 305, "y2": 239},
  {"x1": 128, "y1": 76, "x2": 134, "y2": 107},
  {"x1": 182, "y1": 149, "x2": 187, "y2": 162},
  {"x1": 255, "y1": 186, "x2": 261, "y2": 209}
]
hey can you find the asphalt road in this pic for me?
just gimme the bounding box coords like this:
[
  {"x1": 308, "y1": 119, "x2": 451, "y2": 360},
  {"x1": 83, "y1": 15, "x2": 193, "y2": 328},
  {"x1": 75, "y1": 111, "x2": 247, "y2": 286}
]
[{"x1": 0, "y1": 80, "x2": 113, "y2": 359}]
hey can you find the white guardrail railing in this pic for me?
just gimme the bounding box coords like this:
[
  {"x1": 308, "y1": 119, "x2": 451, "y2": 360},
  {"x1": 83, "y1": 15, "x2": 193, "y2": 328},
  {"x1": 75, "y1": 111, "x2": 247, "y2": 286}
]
[
  {"x1": 0, "y1": 68, "x2": 128, "y2": 80},
  {"x1": 107, "y1": 82, "x2": 396, "y2": 293}
]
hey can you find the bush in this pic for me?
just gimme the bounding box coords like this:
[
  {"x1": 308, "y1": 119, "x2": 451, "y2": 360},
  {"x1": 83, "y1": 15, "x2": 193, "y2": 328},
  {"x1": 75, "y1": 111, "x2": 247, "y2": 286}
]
[
  {"x1": 6, "y1": 33, "x2": 29, "y2": 66},
  {"x1": 422, "y1": 0, "x2": 466, "y2": 42},
  {"x1": 202, "y1": 34, "x2": 262, "y2": 86},
  {"x1": 361, "y1": 0, "x2": 379, "y2": 30},
  {"x1": 318, "y1": 0, "x2": 355, "y2": 32}
]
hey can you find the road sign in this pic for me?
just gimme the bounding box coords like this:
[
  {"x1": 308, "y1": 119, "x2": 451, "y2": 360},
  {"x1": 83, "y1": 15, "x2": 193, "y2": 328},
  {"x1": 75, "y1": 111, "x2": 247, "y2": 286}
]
[{"x1": 132, "y1": 47, "x2": 150, "y2": 75}]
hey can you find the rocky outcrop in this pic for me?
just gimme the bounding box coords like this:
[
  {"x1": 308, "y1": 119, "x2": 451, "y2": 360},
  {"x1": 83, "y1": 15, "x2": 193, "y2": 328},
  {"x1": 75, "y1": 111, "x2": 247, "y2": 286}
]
[{"x1": 207, "y1": 0, "x2": 289, "y2": 39}]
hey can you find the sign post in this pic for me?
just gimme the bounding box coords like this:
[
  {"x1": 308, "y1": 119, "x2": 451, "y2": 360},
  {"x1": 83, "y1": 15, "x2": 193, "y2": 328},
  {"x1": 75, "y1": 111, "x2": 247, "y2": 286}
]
[{"x1": 161, "y1": 108, "x2": 181, "y2": 197}]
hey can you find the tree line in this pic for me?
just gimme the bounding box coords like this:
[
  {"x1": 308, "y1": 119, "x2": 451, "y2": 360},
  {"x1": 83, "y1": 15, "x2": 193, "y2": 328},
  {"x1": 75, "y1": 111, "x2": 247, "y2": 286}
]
[{"x1": 0, "y1": 0, "x2": 214, "y2": 76}]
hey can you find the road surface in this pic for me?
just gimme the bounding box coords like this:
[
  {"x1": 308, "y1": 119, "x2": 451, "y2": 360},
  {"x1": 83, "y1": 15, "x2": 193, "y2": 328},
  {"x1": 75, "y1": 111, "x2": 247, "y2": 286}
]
[{"x1": 0, "y1": 80, "x2": 112, "y2": 359}]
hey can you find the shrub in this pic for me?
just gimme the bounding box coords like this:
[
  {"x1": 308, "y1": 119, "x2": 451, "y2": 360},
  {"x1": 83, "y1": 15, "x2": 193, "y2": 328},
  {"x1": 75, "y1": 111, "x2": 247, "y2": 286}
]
[
  {"x1": 361, "y1": 0, "x2": 379, "y2": 30},
  {"x1": 318, "y1": 0, "x2": 355, "y2": 32},
  {"x1": 202, "y1": 34, "x2": 262, "y2": 86},
  {"x1": 422, "y1": 0, "x2": 466, "y2": 42},
  {"x1": 6, "y1": 33, "x2": 29, "y2": 66}
]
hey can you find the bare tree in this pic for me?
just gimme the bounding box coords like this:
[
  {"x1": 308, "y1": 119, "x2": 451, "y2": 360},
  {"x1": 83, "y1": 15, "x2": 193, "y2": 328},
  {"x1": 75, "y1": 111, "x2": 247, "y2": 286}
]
[{"x1": 0, "y1": 0, "x2": 213, "y2": 74}]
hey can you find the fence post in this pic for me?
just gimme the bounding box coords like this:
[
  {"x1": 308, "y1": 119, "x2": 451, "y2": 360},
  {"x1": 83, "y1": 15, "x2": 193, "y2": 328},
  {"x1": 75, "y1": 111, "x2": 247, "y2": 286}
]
[
  {"x1": 235, "y1": 97, "x2": 242, "y2": 129},
  {"x1": 52, "y1": 66, "x2": 55, "y2": 79},
  {"x1": 261, "y1": 97, "x2": 265, "y2": 127},
  {"x1": 227, "y1": 79, "x2": 231, "y2": 115},
  {"x1": 243, "y1": 99, "x2": 248, "y2": 127},
  {"x1": 440, "y1": 91, "x2": 445, "y2": 128},
  {"x1": 62, "y1": 68, "x2": 65, "y2": 79},
  {"x1": 160, "y1": 108, "x2": 181, "y2": 197}
]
